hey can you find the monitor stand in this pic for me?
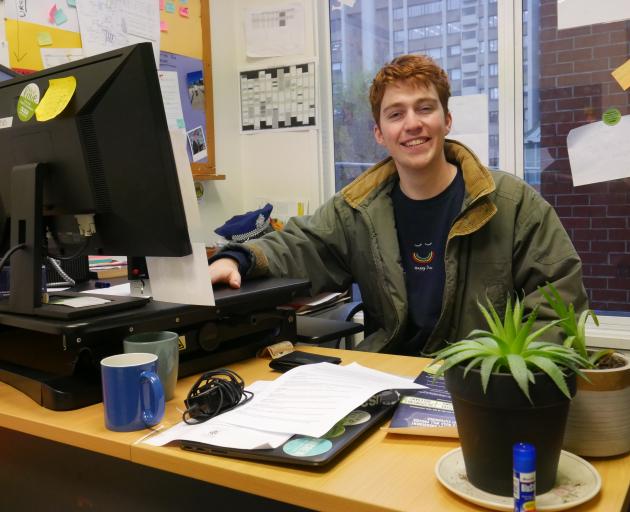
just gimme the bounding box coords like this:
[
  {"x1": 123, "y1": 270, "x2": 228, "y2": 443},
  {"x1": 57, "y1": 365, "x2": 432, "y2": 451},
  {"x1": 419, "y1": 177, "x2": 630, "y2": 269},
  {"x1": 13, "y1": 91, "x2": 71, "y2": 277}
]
[{"x1": 1, "y1": 162, "x2": 150, "y2": 319}]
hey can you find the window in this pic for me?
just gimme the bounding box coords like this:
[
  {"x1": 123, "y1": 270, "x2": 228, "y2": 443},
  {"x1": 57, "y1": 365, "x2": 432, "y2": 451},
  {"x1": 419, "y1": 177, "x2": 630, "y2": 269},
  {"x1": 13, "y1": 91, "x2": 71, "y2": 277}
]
[
  {"x1": 489, "y1": 87, "x2": 499, "y2": 100},
  {"x1": 489, "y1": 63, "x2": 498, "y2": 76},
  {"x1": 488, "y1": 15, "x2": 498, "y2": 28},
  {"x1": 489, "y1": 110, "x2": 498, "y2": 122},
  {"x1": 328, "y1": 0, "x2": 500, "y2": 193},
  {"x1": 408, "y1": 2, "x2": 441, "y2": 17},
  {"x1": 489, "y1": 39, "x2": 498, "y2": 52},
  {"x1": 521, "y1": 2, "x2": 630, "y2": 316}
]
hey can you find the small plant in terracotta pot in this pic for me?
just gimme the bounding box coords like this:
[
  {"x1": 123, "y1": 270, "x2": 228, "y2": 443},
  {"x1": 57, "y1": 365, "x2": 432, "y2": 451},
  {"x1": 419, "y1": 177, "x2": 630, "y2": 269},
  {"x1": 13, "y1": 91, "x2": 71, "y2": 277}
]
[
  {"x1": 540, "y1": 283, "x2": 630, "y2": 457},
  {"x1": 433, "y1": 295, "x2": 589, "y2": 496}
]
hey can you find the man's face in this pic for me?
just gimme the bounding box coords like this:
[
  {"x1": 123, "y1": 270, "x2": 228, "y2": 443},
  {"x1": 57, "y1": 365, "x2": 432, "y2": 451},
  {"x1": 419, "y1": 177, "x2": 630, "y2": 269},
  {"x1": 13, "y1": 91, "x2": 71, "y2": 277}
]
[{"x1": 373, "y1": 81, "x2": 452, "y2": 176}]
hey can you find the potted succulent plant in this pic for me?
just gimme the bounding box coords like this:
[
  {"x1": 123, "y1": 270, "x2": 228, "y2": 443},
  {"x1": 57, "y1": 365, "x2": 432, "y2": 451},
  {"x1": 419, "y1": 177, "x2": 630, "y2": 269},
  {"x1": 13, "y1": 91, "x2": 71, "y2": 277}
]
[
  {"x1": 540, "y1": 283, "x2": 630, "y2": 457},
  {"x1": 433, "y1": 295, "x2": 590, "y2": 497}
]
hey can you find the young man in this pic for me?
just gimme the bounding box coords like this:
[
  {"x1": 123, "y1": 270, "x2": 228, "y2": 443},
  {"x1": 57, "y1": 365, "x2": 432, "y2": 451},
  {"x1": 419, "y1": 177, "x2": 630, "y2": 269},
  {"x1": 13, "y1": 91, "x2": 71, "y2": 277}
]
[{"x1": 209, "y1": 54, "x2": 587, "y2": 355}]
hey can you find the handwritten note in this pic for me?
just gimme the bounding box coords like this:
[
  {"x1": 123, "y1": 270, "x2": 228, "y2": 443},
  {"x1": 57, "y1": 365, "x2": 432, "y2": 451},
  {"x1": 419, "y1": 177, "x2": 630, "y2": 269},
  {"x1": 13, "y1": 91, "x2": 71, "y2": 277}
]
[{"x1": 35, "y1": 76, "x2": 77, "y2": 122}]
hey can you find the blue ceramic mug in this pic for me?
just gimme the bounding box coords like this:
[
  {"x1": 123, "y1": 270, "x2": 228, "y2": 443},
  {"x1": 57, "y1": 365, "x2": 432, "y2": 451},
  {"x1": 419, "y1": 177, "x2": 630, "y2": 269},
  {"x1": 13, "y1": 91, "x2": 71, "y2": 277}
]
[{"x1": 100, "y1": 352, "x2": 165, "y2": 432}]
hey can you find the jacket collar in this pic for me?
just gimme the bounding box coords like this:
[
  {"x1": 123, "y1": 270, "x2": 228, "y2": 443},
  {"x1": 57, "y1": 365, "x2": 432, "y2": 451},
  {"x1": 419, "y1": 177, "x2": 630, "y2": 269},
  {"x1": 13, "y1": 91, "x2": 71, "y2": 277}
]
[
  {"x1": 340, "y1": 139, "x2": 498, "y2": 236},
  {"x1": 341, "y1": 139, "x2": 495, "y2": 207}
]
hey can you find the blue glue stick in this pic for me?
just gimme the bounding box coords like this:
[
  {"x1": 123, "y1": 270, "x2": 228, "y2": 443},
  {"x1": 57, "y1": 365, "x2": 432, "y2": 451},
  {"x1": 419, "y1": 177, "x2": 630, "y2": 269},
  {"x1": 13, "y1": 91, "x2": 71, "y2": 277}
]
[{"x1": 513, "y1": 442, "x2": 536, "y2": 512}]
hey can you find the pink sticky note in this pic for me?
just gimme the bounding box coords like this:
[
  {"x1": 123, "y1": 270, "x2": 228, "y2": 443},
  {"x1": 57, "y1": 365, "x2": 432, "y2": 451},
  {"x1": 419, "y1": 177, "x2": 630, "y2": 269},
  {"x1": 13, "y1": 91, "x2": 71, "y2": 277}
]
[
  {"x1": 48, "y1": 3, "x2": 58, "y2": 23},
  {"x1": 159, "y1": 0, "x2": 165, "y2": 10},
  {"x1": 160, "y1": 20, "x2": 168, "y2": 32},
  {"x1": 178, "y1": 6, "x2": 189, "y2": 17}
]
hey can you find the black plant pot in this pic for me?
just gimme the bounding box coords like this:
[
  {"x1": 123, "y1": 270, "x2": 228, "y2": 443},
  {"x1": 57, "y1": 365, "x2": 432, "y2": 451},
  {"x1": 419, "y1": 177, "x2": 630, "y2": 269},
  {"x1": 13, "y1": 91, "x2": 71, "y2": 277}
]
[{"x1": 445, "y1": 365, "x2": 576, "y2": 496}]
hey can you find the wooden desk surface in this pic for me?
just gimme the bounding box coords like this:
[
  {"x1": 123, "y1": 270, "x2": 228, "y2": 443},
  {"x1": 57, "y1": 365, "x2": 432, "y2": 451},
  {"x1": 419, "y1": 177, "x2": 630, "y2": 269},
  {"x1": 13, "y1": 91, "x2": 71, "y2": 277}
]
[{"x1": 0, "y1": 347, "x2": 629, "y2": 511}]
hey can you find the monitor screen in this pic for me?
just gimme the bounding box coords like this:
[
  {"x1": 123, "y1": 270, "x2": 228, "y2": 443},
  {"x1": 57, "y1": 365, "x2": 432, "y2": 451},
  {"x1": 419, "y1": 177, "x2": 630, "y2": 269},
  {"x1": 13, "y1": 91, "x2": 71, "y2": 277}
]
[{"x1": 0, "y1": 43, "x2": 192, "y2": 317}]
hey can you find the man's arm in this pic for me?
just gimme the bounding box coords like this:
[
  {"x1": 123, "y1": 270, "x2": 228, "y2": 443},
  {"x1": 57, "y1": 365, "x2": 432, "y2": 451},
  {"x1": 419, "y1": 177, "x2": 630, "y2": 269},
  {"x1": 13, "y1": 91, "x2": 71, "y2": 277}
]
[{"x1": 513, "y1": 187, "x2": 588, "y2": 338}]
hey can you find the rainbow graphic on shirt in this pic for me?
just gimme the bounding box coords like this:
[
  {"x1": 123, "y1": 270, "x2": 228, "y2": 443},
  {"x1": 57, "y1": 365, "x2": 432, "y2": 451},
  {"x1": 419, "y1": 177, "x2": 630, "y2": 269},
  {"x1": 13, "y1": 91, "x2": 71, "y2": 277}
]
[{"x1": 412, "y1": 250, "x2": 434, "y2": 265}]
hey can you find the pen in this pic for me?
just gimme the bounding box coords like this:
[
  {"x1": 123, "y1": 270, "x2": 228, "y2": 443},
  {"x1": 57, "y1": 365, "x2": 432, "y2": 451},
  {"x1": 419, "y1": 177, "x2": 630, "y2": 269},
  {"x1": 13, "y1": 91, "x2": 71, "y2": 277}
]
[{"x1": 95, "y1": 281, "x2": 111, "y2": 288}]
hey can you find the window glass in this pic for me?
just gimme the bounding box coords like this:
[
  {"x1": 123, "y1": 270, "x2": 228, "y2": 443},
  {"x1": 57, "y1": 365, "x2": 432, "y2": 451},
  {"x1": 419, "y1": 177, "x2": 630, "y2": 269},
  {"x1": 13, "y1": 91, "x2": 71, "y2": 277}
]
[
  {"x1": 522, "y1": 2, "x2": 630, "y2": 315},
  {"x1": 329, "y1": 0, "x2": 500, "y2": 189}
]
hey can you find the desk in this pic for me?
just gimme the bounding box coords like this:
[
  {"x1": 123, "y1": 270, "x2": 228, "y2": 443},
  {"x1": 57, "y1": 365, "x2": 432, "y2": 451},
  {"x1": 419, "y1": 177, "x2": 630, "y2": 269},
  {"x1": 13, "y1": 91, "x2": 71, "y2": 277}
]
[{"x1": 0, "y1": 347, "x2": 629, "y2": 511}]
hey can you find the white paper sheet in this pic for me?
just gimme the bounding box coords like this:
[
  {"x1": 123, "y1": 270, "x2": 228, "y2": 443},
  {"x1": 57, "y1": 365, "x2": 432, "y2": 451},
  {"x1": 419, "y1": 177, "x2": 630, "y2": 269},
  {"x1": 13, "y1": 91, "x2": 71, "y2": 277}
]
[
  {"x1": 216, "y1": 362, "x2": 424, "y2": 438},
  {"x1": 40, "y1": 48, "x2": 85, "y2": 69},
  {"x1": 449, "y1": 94, "x2": 489, "y2": 166},
  {"x1": 145, "y1": 130, "x2": 214, "y2": 306},
  {"x1": 158, "y1": 70, "x2": 186, "y2": 132},
  {"x1": 243, "y1": 3, "x2": 305, "y2": 58},
  {"x1": 143, "y1": 381, "x2": 293, "y2": 449},
  {"x1": 557, "y1": 0, "x2": 630, "y2": 30},
  {"x1": 76, "y1": 0, "x2": 160, "y2": 65},
  {"x1": 81, "y1": 283, "x2": 132, "y2": 296},
  {"x1": 567, "y1": 115, "x2": 630, "y2": 186}
]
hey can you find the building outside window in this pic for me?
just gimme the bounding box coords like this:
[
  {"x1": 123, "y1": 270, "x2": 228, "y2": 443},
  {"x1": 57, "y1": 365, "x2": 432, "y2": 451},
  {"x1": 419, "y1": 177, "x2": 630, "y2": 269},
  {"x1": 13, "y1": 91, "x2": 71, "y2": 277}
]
[{"x1": 328, "y1": 0, "x2": 500, "y2": 190}]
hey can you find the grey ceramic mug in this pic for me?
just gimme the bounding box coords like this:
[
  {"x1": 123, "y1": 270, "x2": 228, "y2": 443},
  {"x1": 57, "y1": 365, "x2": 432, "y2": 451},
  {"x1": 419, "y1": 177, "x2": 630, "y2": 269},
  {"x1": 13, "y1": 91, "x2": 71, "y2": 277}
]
[{"x1": 123, "y1": 331, "x2": 179, "y2": 401}]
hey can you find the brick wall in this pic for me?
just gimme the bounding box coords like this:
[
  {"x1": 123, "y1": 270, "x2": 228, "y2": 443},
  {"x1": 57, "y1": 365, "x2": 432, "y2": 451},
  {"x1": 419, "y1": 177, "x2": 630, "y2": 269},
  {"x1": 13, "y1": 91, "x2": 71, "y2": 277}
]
[{"x1": 538, "y1": 0, "x2": 630, "y2": 312}]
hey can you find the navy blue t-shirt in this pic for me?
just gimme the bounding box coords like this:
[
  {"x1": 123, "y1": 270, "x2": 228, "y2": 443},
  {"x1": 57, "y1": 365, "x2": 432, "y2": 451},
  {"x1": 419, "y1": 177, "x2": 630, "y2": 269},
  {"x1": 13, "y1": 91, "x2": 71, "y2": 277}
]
[{"x1": 392, "y1": 168, "x2": 465, "y2": 355}]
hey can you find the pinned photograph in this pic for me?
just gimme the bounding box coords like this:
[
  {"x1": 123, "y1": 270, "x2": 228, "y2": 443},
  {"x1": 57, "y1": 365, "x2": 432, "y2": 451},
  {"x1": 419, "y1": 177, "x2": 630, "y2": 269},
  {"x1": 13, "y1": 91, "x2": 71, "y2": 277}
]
[
  {"x1": 187, "y1": 125, "x2": 207, "y2": 162},
  {"x1": 186, "y1": 70, "x2": 205, "y2": 111}
]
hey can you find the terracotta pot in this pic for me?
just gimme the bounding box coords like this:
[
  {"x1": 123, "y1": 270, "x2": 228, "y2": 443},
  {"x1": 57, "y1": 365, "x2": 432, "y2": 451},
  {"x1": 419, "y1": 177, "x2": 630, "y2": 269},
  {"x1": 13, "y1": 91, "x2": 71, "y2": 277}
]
[{"x1": 563, "y1": 352, "x2": 630, "y2": 457}]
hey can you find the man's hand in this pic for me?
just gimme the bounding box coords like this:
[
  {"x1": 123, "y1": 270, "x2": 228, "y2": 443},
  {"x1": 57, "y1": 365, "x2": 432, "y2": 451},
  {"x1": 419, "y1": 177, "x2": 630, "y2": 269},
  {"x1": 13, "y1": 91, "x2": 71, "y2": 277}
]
[{"x1": 209, "y1": 258, "x2": 242, "y2": 289}]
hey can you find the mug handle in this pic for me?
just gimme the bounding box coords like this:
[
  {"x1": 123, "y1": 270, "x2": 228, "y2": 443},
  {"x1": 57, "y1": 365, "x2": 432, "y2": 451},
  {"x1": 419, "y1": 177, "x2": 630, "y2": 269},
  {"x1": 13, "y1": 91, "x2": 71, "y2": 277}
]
[{"x1": 140, "y1": 371, "x2": 165, "y2": 427}]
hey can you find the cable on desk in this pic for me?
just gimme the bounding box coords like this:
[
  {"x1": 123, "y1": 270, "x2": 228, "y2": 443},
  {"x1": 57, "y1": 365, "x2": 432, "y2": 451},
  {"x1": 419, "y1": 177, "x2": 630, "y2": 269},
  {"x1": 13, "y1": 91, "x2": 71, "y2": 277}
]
[
  {"x1": 0, "y1": 243, "x2": 26, "y2": 273},
  {"x1": 182, "y1": 369, "x2": 254, "y2": 425}
]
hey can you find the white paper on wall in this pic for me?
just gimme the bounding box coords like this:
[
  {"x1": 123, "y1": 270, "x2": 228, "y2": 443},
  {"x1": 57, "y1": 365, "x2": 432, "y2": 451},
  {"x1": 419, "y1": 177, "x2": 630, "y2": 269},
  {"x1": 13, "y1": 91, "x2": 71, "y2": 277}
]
[
  {"x1": 449, "y1": 94, "x2": 489, "y2": 166},
  {"x1": 557, "y1": 0, "x2": 630, "y2": 30},
  {"x1": 567, "y1": 115, "x2": 630, "y2": 187}
]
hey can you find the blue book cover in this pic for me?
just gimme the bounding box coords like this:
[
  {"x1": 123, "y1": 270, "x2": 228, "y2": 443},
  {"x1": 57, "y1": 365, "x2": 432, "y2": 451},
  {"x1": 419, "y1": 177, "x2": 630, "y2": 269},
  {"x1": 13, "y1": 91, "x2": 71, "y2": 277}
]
[{"x1": 384, "y1": 361, "x2": 458, "y2": 437}]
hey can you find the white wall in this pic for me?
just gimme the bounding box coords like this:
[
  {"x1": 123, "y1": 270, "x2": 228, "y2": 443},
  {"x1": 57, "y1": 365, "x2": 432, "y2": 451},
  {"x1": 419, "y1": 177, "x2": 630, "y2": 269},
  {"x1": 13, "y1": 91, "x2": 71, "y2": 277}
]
[{"x1": 200, "y1": 0, "x2": 326, "y2": 245}]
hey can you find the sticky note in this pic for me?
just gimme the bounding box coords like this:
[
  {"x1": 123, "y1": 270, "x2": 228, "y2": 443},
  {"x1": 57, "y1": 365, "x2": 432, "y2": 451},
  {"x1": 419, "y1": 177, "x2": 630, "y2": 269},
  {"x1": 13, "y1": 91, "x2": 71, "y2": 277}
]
[
  {"x1": 159, "y1": 0, "x2": 164, "y2": 10},
  {"x1": 48, "y1": 4, "x2": 57, "y2": 23},
  {"x1": 35, "y1": 76, "x2": 77, "y2": 122},
  {"x1": 179, "y1": 0, "x2": 187, "y2": 3},
  {"x1": 54, "y1": 8, "x2": 68, "y2": 25},
  {"x1": 176, "y1": 118, "x2": 185, "y2": 128},
  {"x1": 611, "y1": 59, "x2": 630, "y2": 91},
  {"x1": 67, "y1": 0, "x2": 76, "y2": 7},
  {"x1": 37, "y1": 32, "x2": 53, "y2": 46},
  {"x1": 165, "y1": 1, "x2": 175, "y2": 13},
  {"x1": 178, "y1": 6, "x2": 189, "y2": 17},
  {"x1": 160, "y1": 20, "x2": 168, "y2": 32}
]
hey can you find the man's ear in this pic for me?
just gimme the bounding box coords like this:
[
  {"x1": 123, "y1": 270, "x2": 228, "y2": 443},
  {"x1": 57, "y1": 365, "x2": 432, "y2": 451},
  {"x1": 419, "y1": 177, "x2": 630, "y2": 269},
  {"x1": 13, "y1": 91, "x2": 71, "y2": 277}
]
[
  {"x1": 445, "y1": 111, "x2": 453, "y2": 135},
  {"x1": 373, "y1": 123, "x2": 384, "y2": 145}
]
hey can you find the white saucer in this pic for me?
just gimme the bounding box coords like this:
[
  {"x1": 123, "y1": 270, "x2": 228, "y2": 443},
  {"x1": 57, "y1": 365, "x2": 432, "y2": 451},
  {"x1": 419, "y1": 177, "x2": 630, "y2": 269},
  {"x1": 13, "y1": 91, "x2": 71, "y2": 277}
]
[{"x1": 435, "y1": 448, "x2": 601, "y2": 511}]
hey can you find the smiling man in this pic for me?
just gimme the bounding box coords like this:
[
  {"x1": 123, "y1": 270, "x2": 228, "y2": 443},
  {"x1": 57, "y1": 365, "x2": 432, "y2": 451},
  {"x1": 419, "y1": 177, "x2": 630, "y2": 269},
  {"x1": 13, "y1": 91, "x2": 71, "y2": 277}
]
[{"x1": 209, "y1": 54, "x2": 587, "y2": 355}]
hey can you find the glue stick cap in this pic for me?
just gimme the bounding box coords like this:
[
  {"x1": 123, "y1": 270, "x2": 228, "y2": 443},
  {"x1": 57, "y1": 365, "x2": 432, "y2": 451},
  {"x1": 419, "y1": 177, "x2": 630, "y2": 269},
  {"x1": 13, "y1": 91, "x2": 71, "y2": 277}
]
[{"x1": 513, "y1": 443, "x2": 536, "y2": 473}]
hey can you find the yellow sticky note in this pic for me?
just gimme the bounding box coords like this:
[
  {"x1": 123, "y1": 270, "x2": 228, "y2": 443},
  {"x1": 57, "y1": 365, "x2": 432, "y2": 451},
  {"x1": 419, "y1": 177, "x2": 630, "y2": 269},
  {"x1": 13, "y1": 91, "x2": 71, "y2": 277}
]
[
  {"x1": 35, "y1": 76, "x2": 77, "y2": 122},
  {"x1": 611, "y1": 59, "x2": 630, "y2": 91},
  {"x1": 37, "y1": 32, "x2": 53, "y2": 46}
]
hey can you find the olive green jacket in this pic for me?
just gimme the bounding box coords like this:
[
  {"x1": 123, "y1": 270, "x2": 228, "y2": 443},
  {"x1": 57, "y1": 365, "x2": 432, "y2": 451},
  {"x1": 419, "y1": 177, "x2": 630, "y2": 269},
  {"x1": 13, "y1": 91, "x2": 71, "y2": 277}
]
[{"x1": 239, "y1": 140, "x2": 587, "y2": 355}]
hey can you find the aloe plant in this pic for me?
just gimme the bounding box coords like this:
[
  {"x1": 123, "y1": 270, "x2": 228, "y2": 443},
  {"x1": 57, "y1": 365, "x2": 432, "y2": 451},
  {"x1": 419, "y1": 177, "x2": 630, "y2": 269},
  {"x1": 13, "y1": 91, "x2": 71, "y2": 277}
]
[
  {"x1": 433, "y1": 295, "x2": 591, "y2": 403},
  {"x1": 539, "y1": 282, "x2": 613, "y2": 366}
]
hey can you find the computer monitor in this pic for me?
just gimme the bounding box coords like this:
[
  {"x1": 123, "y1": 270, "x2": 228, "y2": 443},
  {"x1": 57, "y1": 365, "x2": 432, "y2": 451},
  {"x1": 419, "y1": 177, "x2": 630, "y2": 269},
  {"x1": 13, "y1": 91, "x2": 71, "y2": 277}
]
[{"x1": 0, "y1": 43, "x2": 192, "y2": 319}]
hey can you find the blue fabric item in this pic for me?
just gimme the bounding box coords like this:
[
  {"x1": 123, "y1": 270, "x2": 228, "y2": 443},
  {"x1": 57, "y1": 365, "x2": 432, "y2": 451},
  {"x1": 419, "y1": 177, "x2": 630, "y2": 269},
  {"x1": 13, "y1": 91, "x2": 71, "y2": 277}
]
[
  {"x1": 214, "y1": 204, "x2": 273, "y2": 242},
  {"x1": 208, "y1": 249, "x2": 252, "y2": 276}
]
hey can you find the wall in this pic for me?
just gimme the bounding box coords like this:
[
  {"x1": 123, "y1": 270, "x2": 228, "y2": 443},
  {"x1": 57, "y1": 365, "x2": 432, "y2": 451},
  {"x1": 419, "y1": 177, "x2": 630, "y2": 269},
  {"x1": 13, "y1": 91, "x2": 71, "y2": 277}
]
[
  {"x1": 200, "y1": 0, "x2": 325, "y2": 245},
  {"x1": 537, "y1": 0, "x2": 630, "y2": 312}
]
